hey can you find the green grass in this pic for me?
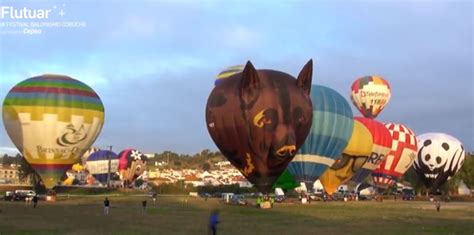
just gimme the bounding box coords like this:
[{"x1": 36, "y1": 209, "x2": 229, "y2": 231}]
[{"x1": 0, "y1": 196, "x2": 473, "y2": 235}]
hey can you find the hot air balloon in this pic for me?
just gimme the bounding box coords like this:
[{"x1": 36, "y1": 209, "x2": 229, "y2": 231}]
[
  {"x1": 413, "y1": 133, "x2": 465, "y2": 192},
  {"x1": 350, "y1": 76, "x2": 391, "y2": 119},
  {"x1": 319, "y1": 119, "x2": 373, "y2": 195},
  {"x1": 118, "y1": 149, "x2": 148, "y2": 187},
  {"x1": 206, "y1": 60, "x2": 314, "y2": 193},
  {"x1": 86, "y1": 150, "x2": 119, "y2": 184},
  {"x1": 81, "y1": 147, "x2": 100, "y2": 165},
  {"x1": 287, "y1": 85, "x2": 354, "y2": 191},
  {"x1": 272, "y1": 169, "x2": 299, "y2": 191},
  {"x1": 350, "y1": 117, "x2": 392, "y2": 184},
  {"x1": 215, "y1": 65, "x2": 244, "y2": 86},
  {"x1": 2, "y1": 74, "x2": 105, "y2": 189},
  {"x1": 372, "y1": 123, "x2": 417, "y2": 191}
]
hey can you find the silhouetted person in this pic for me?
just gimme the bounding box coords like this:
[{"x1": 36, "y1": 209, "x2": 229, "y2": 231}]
[
  {"x1": 32, "y1": 195, "x2": 38, "y2": 208},
  {"x1": 142, "y1": 200, "x2": 147, "y2": 213},
  {"x1": 209, "y1": 210, "x2": 219, "y2": 235},
  {"x1": 436, "y1": 200, "x2": 441, "y2": 212},
  {"x1": 104, "y1": 197, "x2": 110, "y2": 215}
]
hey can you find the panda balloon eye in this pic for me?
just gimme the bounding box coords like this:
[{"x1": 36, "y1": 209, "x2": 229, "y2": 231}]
[
  {"x1": 442, "y1": 143, "x2": 449, "y2": 151},
  {"x1": 436, "y1": 156, "x2": 442, "y2": 164},
  {"x1": 425, "y1": 154, "x2": 430, "y2": 161},
  {"x1": 423, "y1": 139, "x2": 432, "y2": 147}
]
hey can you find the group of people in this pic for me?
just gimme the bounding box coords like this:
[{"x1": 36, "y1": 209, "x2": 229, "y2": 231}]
[
  {"x1": 256, "y1": 195, "x2": 274, "y2": 208},
  {"x1": 102, "y1": 197, "x2": 150, "y2": 215},
  {"x1": 25, "y1": 195, "x2": 39, "y2": 208}
]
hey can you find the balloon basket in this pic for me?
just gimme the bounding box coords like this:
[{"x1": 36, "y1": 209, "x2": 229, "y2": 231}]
[
  {"x1": 259, "y1": 201, "x2": 272, "y2": 209},
  {"x1": 46, "y1": 195, "x2": 57, "y2": 202}
]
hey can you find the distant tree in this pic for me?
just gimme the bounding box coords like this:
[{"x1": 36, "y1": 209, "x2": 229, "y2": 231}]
[
  {"x1": 202, "y1": 163, "x2": 211, "y2": 171},
  {"x1": 17, "y1": 156, "x2": 44, "y2": 192},
  {"x1": 451, "y1": 154, "x2": 474, "y2": 188}
]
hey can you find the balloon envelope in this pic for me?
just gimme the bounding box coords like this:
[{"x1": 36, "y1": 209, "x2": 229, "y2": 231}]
[
  {"x1": 372, "y1": 123, "x2": 417, "y2": 190},
  {"x1": 413, "y1": 133, "x2": 465, "y2": 191},
  {"x1": 287, "y1": 85, "x2": 354, "y2": 191},
  {"x1": 350, "y1": 76, "x2": 391, "y2": 119},
  {"x1": 350, "y1": 117, "x2": 392, "y2": 184},
  {"x1": 86, "y1": 150, "x2": 119, "y2": 184},
  {"x1": 215, "y1": 65, "x2": 244, "y2": 86},
  {"x1": 118, "y1": 149, "x2": 148, "y2": 184},
  {"x1": 2, "y1": 74, "x2": 104, "y2": 188},
  {"x1": 319, "y1": 119, "x2": 373, "y2": 195},
  {"x1": 206, "y1": 61, "x2": 314, "y2": 193},
  {"x1": 272, "y1": 169, "x2": 299, "y2": 191}
]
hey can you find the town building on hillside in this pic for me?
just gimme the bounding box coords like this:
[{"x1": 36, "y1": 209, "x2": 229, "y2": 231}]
[
  {"x1": 0, "y1": 165, "x2": 24, "y2": 184},
  {"x1": 184, "y1": 174, "x2": 204, "y2": 187},
  {"x1": 214, "y1": 161, "x2": 231, "y2": 168},
  {"x1": 149, "y1": 177, "x2": 174, "y2": 186}
]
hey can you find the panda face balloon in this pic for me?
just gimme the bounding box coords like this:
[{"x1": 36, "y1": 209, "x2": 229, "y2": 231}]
[{"x1": 413, "y1": 133, "x2": 465, "y2": 191}]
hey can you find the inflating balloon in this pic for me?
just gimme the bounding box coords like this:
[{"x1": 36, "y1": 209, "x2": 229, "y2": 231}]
[
  {"x1": 272, "y1": 169, "x2": 299, "y2": 191},
  {"x1": 118, "y1": 149, "x2": 147, "y2": 186},
  {"x1": 2, "y1": 74, "x2": 105, "y2": 188},
  {"x1": 86, "y1": 150, "x2": 119, "y2": 184},
  {"x1": 350, "y1": 76, "x2": 391, "y2": 119},
  {"x1": 413, "y1": 133, "x2": 465, "y2": 192},
  {"x1": 287, "y1": 85, "x2": 353, "y2": 191},
  {"x1": 215, "y1": 65, "x2": 244, "y2": 86},
  {"x1": 319, "y1": 119, "x2": 373, "y2": 195},
  {"x1": 206, "y1": 60, "x2": 313, "y2": 193},
  {"x1": 372, "y1": 123, "x2": 417, "y2": 190},
  {"x1": 350, "y1": 117, "x2": 392, "y2": 184}
]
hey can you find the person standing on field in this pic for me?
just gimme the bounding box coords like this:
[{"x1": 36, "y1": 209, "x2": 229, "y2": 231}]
[{"x1": 104, "y1": 197, "x2": 110, "y2": 215}]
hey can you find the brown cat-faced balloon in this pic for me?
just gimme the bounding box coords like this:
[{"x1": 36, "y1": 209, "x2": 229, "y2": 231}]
[{"x1": 206, "y1": 60, "x2": 313, "y2": 193}]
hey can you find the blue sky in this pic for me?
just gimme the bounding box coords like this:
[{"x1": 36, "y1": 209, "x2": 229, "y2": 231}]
[{"x1": 0, "y1": 0, "x2": 472, "y2": 155}]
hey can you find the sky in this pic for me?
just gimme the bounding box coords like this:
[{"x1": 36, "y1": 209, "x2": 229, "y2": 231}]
[{"x1": 0, "y1": 0, "x2": 472, "y2": 155}]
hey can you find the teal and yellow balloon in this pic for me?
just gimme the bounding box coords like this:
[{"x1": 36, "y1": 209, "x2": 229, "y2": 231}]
[
  {"x1": 319, "y1": 119, "x2": 374, "y2": 195},
  {"x1": 287, "y1": 85, "x2": 354, "y2": 191},
  {"x1": 2, "y1": 74, "x2": 105, "y2": 188}
]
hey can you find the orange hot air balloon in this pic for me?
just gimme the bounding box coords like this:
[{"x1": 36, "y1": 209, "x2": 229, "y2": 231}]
[{"x1": 350, "y1": 117, "x2": 392, "y2": 184}]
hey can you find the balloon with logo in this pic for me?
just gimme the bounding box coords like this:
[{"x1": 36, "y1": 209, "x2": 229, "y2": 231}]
[
  {"x1": 350, "y1": 76, "x2": 391, "y2": 119},
  {"x1": 350, "y1": 117, "x2": 392, "y2": 184},
  {"x1": 118, "y1": 149, "x2": 148, "y2": 187},
  {"x1": 81, "y1": 147, "x2": 100, "y2": 165},
  {"x1": 206, "y1": 61, "x2": 314, "y2": 193},
  {"x1": 372, "y1": 123, "x2": 417, "y2": 191},
  {"x1": 2, "y1": 74, "x2": 105, "y2": 189},
  {"x1": 215, "y1": 65, "x2": 244, "y2": 86},
  {"x1": 86, "y1": 150, "x2": 119, "y2": 184},
  {"x1": 413, "y1": 133, "x2": 465, "y2": 192},
  {"x1": 319, "y1": 119, "x2": 373, "y2": 195},
  {"x1": 287, "y1": 85, "x2": 354, "y2": 191}
]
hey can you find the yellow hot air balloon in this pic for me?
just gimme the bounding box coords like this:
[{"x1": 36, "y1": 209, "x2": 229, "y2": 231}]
[
  {"x1": 319, "y1": 120, "x2": 373, "y2": 195},
  {"x1": 2, "y1": 75, "x2": 105, "y2": 189}
]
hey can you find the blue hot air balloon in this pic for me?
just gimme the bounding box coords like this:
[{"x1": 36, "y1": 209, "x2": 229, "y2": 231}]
[
  {"x1": 287, "y1": 85, "x2": 354, "y2": 191},
  {"x1": 85, "y1": 150, "x2": 119, "y2": 184}
]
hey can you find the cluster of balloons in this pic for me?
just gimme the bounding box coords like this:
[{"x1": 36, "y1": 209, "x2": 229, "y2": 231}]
[
  {"x1": 209, "y1": 65, "x2": 466, "y2": 195},
  {"x1": 1, "y1": 64, "x2": 466, "y2": 194}
]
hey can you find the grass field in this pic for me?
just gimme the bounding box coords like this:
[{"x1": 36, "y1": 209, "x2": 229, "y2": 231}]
[{"x1": 0, "y1": 195, "x2": 473, "y2": 235}]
